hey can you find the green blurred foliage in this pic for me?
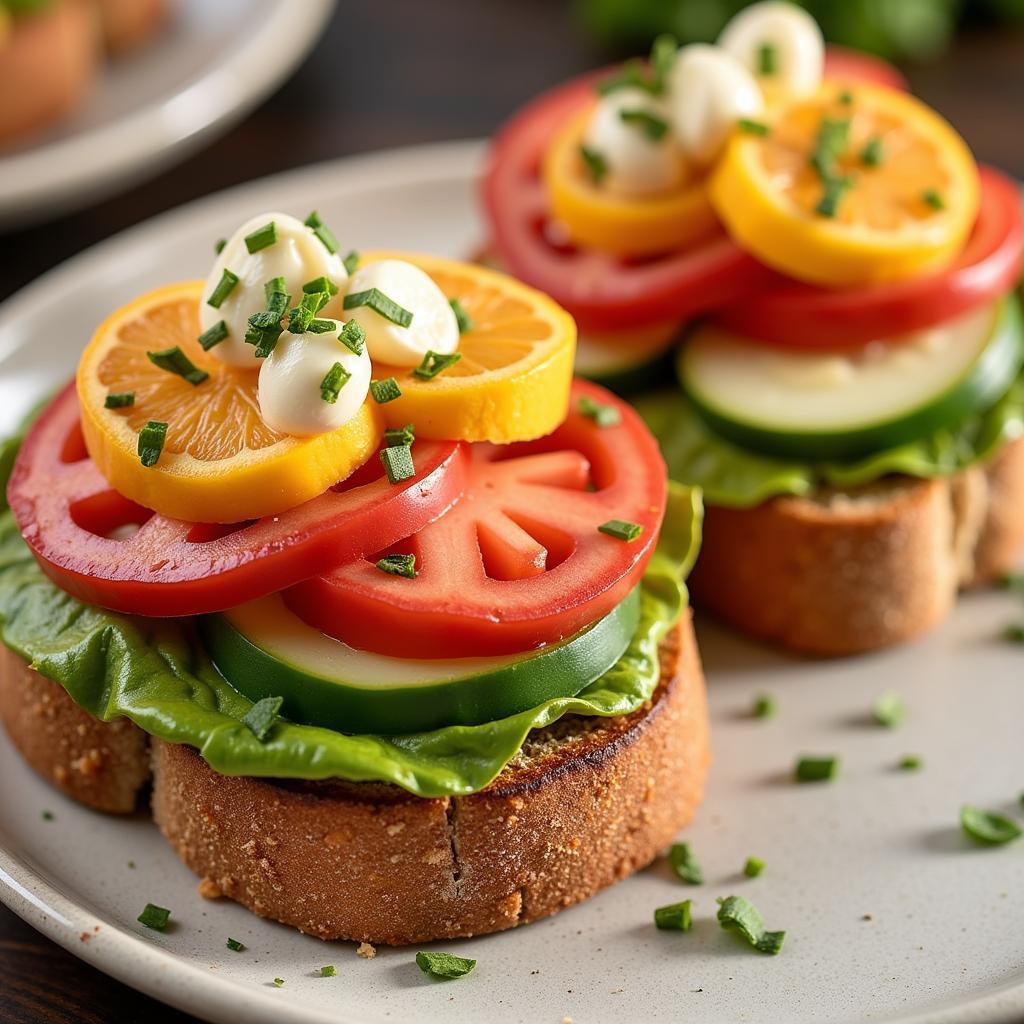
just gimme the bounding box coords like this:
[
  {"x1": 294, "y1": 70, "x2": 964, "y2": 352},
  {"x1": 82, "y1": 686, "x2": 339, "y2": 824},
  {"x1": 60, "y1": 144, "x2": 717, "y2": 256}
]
[{"x1": 577, "y1": 0, "x2": 1024, "y2": 61}]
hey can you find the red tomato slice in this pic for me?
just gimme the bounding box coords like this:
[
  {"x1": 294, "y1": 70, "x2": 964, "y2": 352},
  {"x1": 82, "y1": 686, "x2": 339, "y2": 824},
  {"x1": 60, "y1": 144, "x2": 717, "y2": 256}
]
[
  {"x1": 285, "y1": 380, "x2": 667, "y2": 659},
  {"x1": 8, "y1": 383, "x2": 469, "y2": 617},
  {"x1": 714, "y1": 166, "x2": 1022, "y2": 348},
  {"x1": 480, "y1": 47, "x2": 904, "y2": 333}
]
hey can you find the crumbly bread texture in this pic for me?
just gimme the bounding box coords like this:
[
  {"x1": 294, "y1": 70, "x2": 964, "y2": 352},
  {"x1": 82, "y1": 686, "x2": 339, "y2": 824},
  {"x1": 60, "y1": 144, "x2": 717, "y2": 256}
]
[
  {"x1": 690, "y1": 437, "x2": 1024, "y2": 656},
  {"x1": 0, "y1": 614, "x2": 709, "y2": 944}
]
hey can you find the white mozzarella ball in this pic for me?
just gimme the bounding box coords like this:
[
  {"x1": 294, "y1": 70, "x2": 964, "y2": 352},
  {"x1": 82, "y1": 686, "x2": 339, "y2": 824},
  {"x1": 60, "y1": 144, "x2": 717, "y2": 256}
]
[
  {"x1": 667, "y1": 44, "x2": 764, "y2": 166},
  {"x1": 582, "y1": 86, "x2": 689, "y2": 197},
  {"x1": 718, "y1": 1, "x2": 824, "y2": 98},
  {"x1": 200, "y1": 211, "x2": 349, "y2": 369},
  {"x1": 344, "y1": 259, "x2": 458, "y2": 367},
  {"x1": 258, "y1": 321, "x2": 370, "y2": 436}
]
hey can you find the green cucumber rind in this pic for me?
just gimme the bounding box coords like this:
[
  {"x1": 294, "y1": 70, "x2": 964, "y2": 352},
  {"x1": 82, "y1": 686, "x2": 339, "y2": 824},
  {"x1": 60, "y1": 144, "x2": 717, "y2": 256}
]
[
  {"x1": 577, "y1": 337, "x2": 679, "y2": 396},
  {"x1": 202, "y1": 588, "x2": 641, "y2": 736}
]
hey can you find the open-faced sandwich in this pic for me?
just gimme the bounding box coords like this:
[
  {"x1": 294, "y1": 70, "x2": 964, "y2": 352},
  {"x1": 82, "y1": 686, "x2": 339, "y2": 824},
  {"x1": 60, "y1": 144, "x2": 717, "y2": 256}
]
[
  {"x1": 0, "y1": 209, "x2": 708, "y2": 944},
  {"x1": 481, "y1": 0, "x2": 1024, "y2": 656}
]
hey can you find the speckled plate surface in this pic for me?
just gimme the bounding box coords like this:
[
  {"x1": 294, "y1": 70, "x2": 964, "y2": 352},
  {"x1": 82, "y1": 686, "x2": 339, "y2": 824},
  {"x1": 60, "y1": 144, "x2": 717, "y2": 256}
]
[{"x1": 1, "y1": 142, "x2": 1023, "y2": 1024}]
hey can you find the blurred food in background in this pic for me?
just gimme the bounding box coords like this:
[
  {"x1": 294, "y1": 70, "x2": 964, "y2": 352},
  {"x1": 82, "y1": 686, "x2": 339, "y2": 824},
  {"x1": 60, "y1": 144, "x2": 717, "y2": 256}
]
[{"x1": 577, "y1": 0, "x2": 1024, "y2": 61}]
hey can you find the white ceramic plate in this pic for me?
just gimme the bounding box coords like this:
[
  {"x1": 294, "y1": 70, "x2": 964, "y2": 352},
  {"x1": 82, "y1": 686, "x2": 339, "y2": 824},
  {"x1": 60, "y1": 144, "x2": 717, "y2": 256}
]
[
  {"x1": 0, "y1": 0, "x2": 334, "y2": 228},
  {"x1": 1, "y1": 141, "x2": 1023, "y2": 1024}
]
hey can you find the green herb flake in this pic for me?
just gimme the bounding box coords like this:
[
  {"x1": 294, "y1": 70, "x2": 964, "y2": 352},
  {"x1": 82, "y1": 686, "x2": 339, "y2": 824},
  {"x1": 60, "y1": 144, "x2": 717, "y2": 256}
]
[
  {"x1": 872, "y1": 691, "x2": 906, "y2": 728},
  {"x1": 795, "y1": 755, "x2": 838, "y2": 782},
  {"x1": 41, "y1": 810, "x2": 54, "y2": 821},
  {"x1": 226, "y1": 938, "x2": 246, "y2": 952},
  {"x1": 380, "y1": 445, "x2": 415, "y2": 485},
  {"x1": 198, "y1": 320, "x2": 229, "y2": 351},
  {"x1": 809, "y1": 116, "x2": 850, "y2": 180},
  {"x1": 619, "y1": 107, "x2": 670, "y2": 142},
  {"x1": 343, "y1": 287, "x2": 414, "y2": 328},
  {"x1": 898, "y1": 755, "x2": 923, "y2": 771},
  {"x1": 654, "y1": 899, "x2": 693, "y2": 931},
  {"x1": 104, "y1": 392, "x2": 135, "y2": 409},
  {"x1": 370, "y1": 377, "x2": 402, "y2": 404},
  {"x1": 579, "y1": 144, "x2": 608, "y2": 185},
  {"x1": 415, "y1": 951, "x2": 477, "y2": 980},
  {"x1": 597, "y1": 59, "x2": 650, "y2": 97},
  {"x1": 264, "y1": 276, "x2": 287, "y2": 302},
  {"x1": 1002, "y1": 572, "x2": 1024, "y2": 593},
  {"x1": 342, "y1": 250, "x2": 360, "y2": 275},
  {"x1": 304, "y1": 210, "x2": 339, "y2": 254},
  {"x1": 249, "y1": 325, "x2": 283, "y2": 359},
  {"x1": 579, "y1": 394, "x2": 621, "y2": 427},
  {"x1": 302, "y1": 275, "x2": 339, "y2": 297},
  {"x1": 860, "y1": 136, "x2": 883, "y2": 168},
  {"x1": 737, "y1": 118, "x2": 770, "y2": 136},
  {"x1": 242, "y1": 696, "x2": 284, "y2": 742},
  {"x1": 273, "y1": 977, "x2": 285, "y2": 988},
  {"x1": 838, "y1": 89, "x2": 854, "y2": 105},
  {"x1": 758, "y1": 41, "x2": 778, "y2": 76},
  {"x1": 320, "y1": 965, "x2": 337, "y2": 977},
  {"x1": 1002, "y1": 623, "x2": 1024, "y2": 643},
  {"x1": 669, "y1": 841, "x2": 703, "y2": 885},
  {"x1": 147, "y1": 346, "x2": 209, "y2": 386},
  {"x1": 307, "y1": 319, "x2": 335, "y2": 333},
  {"x1": 716, "y1": 895, "x2": 785, "y2": 955},
  {"x1": 752, "y1": 693, "x2": 776, "y2": 719},
  {"x1": 922, "y1": 188, "x2": 946, "y2": 210},
  {"x1": 137, "y1": 903, "x2": 171, "y2": 931},
  {"x1": 960, "y1": 804, "x2": 1022, "y2": 845},
  {"x1": 815, "y1": 174, "x2": 854, "y2": 218},
  {"x1": 412, "y1": 350, "x2": 461, "y2": 381},
  {"x1": 384, "y1": 423, "x2": 415, "y2": 448},
  {"x1": 744, "y1": 856, "x2": 765, "y2": 878},
  {"x1": 137, "y1": 421, "x2": 168, "y2": 468},
  {"x1": 320, "y1": 362, "x2": 352, "y2": 404},
  {"x1": 598, "y1": 519, "x2": 643, "y2": 542},
  {"x1": 339, "y1": 319, "x2": 366, "y2": 355},
  {"x1": 376, "y1": 553, "x2": 417, "y2": 579},
  {"x1": 244, "y1": 221, "x2": 277, "y2": 254},
  {"x1": 289, "y1": 290, "x2": 330, "y2": 334},
  {"x1": 649, "y1": 33, "x2": 677, "y2": 94},
  {"x1": 207, "y1": 268, "x2": 239, "y2": 309},
  {"x1": 449, "y1": 297, "x2": 474, "y2": 334},
  {"x1": 214, "y1": 238, "x2": 227, "y2": 255}
]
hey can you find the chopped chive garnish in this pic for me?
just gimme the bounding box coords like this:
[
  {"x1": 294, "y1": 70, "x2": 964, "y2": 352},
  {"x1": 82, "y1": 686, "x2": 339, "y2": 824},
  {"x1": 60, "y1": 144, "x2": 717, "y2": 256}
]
[
  {"x1": 138, "y1": 421, "x2": 168, "y2": 468},
  {"x1": 385, "y1": 423, "x2": 415, "y2": 448},
  {"x1": 264, "y1": 276, "x2": 287, "y2": 302},
  {"x1": 320, "y1": 362, "x2": 351, "y2": 404},
  {"x1": 838, "y1": 88, "x2": 854, "y2": 105},
  {"x1": 273, "y1": 978, "x2": 285, "y2": 988},
  {"x1": 370, "y1": 377, "x2": 402, "y2": 404},
  {"x1": 815, "y1": 174, "x2": 854, "y2": 218},
  {"x1": 922, "y1": 188, "x2": 946, "y2": 210},
  {"x1": 1004, "y1": 623, "x2": 1024, "y2": 643},
  {"x1": 1002, "y1": 572, "x2": 1024, "y2": 592},
  {"x1": 339, "y1": 319, "x2": 366, "y2": 355},
  {"x1": 649, "y1": 33, "x2": 677, "y2": 94},
  {"x1": 737, "y1": 118, "x2": 770, "y2": 136},
  {"x1": 244, "y1": 221, "x2": 277, "y2": 254},
  {"x1": 654, "y1": 900, "x2": 693, "y2": 931},
  {"x1": 376, "y1": 553, "x2": 417, "y2": 578},
  {"x1": 898, "y1": 754, "x2": 923, "y2": 771},
  {"x1": 147, "y1": 346, "x2": 209, "y2": 386},
  {"x1": 380, "y1": 445, "x2": 415, "y2": 484},
  {"x1": 249, "y1": 325, "x2": 283, "y2": 359},
  {"x1": 619, "y1": 107, "x2": 670, "y2": 142},
  {"x1": 214, "y1": 238, "x2": 227, "y2": 254},
  {"x1": 343, "y1": 287, "x2": 414, "y2": 327},
  {"x1": 137, "y1": 903, "x2": 171, "y2": 931},
  {"x1": 669, "y1": 841, "x2": 703, "y2": 885},
  {"x1": 104, "y1": 391, "x2": 135, "y2": 409},
  {"x1": 307, "y1": 319, "x2": 335, "y2": 333},
  {"x1": 198, "y1": 320, "x2": 229, "y2": 351},
  {"x1": 598, "y1": 519, "x2": 643, "y2": 542},
  {"x1": 578, "y1": 394, "x2": 621, "y2": 427},
  {"x1": 795, "y1": 755, "x2": 838, "y2": 782},
  {"x1": 757, "y1": 41, "x2": 778, "y2": 75},
  {"x1": 810, "y1": 116, "x2": 850, "y2": 179},
  {"x1": 207, "y1": 268, "x2": 239, "y2": 309},
  {"x1": 579, "y1": 144, "x2": 608, "y2": 185},
  {"x1": 873, "y1": 691, "x2": 905, "y2": 728},
  {"x1": 305, "y1": 210, "x2": 339, "y2": 254},
  {"x1": 744, "y1": 856, "x2": 765, "y2": 878},
  {"x1": 597, "y1": 59, "x2": 650, "y2": 97},
  {"x1": 342, "y1": 250, "x2": 360, "y2": 275},
  {"x1": 449, "y1": 297, "x2": 473, "y2": 333},
  {"x1": 42, "y1": 810, "x2": 54, "y2": 821},
  {"x1": 289, "y1": 290, "x2": 329, "y2": 333},
  {"x1": 242, "y1": 696, "x2": 283, "y2": 742},
  {"x1": 960, "y1": 805, "x2": 1022, "y2": 845},
  {"x1": 860, "y1": 136, "x2": 883, "y2": 167},
  {"x1": 302, "y1": 275, "x2": 339, "y2": 297},
  {"x1": 717, "y1": 896, "x2": 785, "y2": 955},
  {"x1": 320, "y1": 965, "x2": 337, "y2": 977},
  {"x1": 752, "y1": 693, "x2": 777, "y2": 719},
  {"x1": 226, "y1": 938, "x2": 246, "y2": 952},
  {"x1": 415, "y1": 951, "x2": 477, "y2": 980},
  {"x1": 412, "y1": 350, "x2": 461, "y2": 380}
]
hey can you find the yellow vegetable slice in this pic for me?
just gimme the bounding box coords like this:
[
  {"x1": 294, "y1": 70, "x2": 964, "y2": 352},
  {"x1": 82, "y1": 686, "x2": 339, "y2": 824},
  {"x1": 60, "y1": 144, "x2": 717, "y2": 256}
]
[
  {"x1": 709, "y1": 82, "x2": 979, "y2": 287},
  {"x1": 76, "y1": 281, "x2": 382, "y2": 523}
]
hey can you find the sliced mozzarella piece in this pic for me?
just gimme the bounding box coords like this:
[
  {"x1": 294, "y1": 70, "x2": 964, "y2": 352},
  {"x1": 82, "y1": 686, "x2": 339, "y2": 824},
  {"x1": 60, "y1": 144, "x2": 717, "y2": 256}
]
[
  {"x1": 258, "y1": 320, "x2": 370, "y2": 436},
  {"x1": 667, "y1": 44, "x2": 764, "y2": 166},
  {"x1": 582, "y1": 86, "x2": 689, "y2": 198},
  {"x1": 718, "y1": 1, "x2": 824, "y2": 98},
  {"x1": 344, "y1": 258, "x2": 458, "y2": 367},
  {"x1": 200, "y1": 211, "x2": 349, "y2": 369}
]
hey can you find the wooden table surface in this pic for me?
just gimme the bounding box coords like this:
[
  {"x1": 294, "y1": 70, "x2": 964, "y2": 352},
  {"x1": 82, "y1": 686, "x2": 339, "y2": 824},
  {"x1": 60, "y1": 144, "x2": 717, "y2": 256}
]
[{"x1": 1, "y1": 2, "x2": 1022, "y2": 1021}]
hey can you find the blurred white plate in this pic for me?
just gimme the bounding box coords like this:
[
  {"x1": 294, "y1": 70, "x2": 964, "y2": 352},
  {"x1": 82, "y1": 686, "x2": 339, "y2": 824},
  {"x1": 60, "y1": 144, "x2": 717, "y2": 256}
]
[
  {"x1": 1, "y1": 142, "x2": 1024, "y2": 1024},
  {"x1": 0, "y1": 0, "x2": 334, "y2": 228}
]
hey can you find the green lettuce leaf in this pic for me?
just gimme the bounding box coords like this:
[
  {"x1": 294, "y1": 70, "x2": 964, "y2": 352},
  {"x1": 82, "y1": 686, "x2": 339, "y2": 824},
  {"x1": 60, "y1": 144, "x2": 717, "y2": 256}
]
[
  {"x1": 637, "y1": 376, "x2": 1024, "y2": 509},
  {"x1": 0, "y1": 478, "x2": 701, "y2": 798}
]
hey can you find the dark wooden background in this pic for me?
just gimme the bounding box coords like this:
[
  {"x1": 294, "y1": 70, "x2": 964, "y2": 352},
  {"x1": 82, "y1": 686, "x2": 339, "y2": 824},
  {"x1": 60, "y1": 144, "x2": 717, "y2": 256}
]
[{"x1": 1, "y1": 1, "x2": 1023, "y2": 1020}]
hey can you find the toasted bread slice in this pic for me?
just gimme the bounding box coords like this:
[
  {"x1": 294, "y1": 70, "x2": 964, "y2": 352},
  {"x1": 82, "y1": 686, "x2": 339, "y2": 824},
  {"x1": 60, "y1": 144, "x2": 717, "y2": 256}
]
[
  {"x1": 0, "y1": 613, "x2": 709, "y2": 944},
  {"x1": 690, "y1": 436, "x2": 1024, "y2": 656}
]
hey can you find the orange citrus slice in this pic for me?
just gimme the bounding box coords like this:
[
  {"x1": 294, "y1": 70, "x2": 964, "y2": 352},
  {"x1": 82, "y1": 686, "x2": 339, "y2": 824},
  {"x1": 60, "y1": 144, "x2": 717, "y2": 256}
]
[
  {"x1": 366, "y1": 252, "x2": 576, "y2": 442},
  {"x1": 542, "y1": 108, "x2": 720, "y2": 258},
  {"x1": 76, "y1": 281, "x2": 382, "y2": 523},
  {"x1": 710, "y1": 82, "x2": 979, "y2": 287}
]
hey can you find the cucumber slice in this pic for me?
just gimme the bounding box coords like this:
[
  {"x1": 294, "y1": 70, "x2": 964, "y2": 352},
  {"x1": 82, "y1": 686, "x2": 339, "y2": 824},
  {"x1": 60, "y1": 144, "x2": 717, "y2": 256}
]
[
  {"x1": 576, "y1": 327, "x2": 679, "y2": 396},
  {"x1": 679, "y1": 297, "x2": 1024, "y2": 460},
  {"x1": 202, "y1": 588, "x2": 640, "y2": 735}
]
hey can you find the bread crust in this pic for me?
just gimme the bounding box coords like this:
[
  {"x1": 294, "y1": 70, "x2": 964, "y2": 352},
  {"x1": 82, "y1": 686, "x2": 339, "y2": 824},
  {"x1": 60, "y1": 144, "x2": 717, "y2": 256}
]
[
  {"x1": 150, "y1": 612, "x2": 709, "y2": 945},
  {"x1": 690, "y1": 437, "x2": 1024, "y2": 655}
]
